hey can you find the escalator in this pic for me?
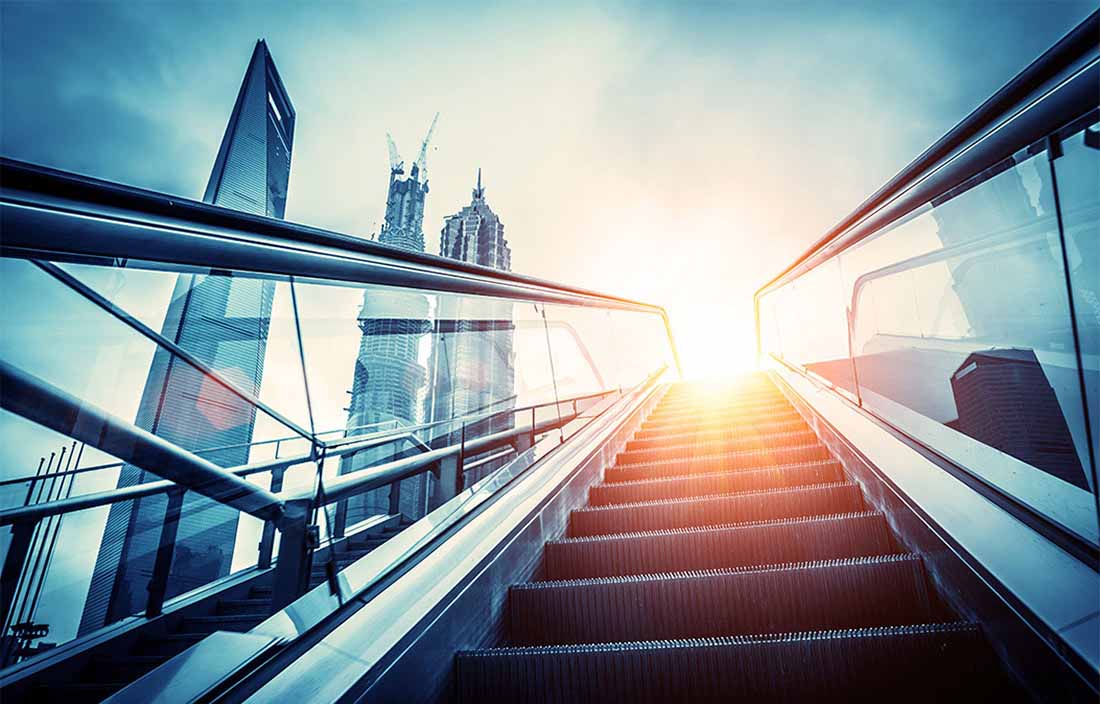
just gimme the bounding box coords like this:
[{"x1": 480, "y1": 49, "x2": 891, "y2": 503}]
[{"x1": 456, "y1": 378, "x2": 1021, "y2": 701}]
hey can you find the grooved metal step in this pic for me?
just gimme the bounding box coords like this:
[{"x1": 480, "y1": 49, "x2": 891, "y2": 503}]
[
  {"x1": 569, "y1": 482, "x2": 864, "y2": 537},
  {"x1": 627, "y1": 418, "x2": 808, "y2": 448},
  {"x1": 637, "y1": 408, "x2": 802, "y2": 436},
  {"x1": 653, "y1": 395, "x2": 787, "y2": 415},
  {"x1": 647, "y1": 401, "x2": 793, "y2": 424},
  {"x1": 615, "y1": 430, "x2": 820, "y2": 464},
  {"x1": 608, "y1": 443, "x2": 832, "y2": 481},
  {"x1": 457, "y1": 623, "x2": 1000, "y2": 703},
  {"x1": 510, "y1": 554, "x2": 932, "y2": 645},
  {"x1": 590, "y1": 460, "x2": 842, "y2": 505},
  {"x1": 545, "y1": 511, "x2": 893, "y2": 580},
  {"x1": 453, "y1": 380, "x2": 1018, "y2": 702}
]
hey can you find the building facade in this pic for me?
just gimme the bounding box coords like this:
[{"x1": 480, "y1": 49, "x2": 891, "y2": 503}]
[{"x1": 80, "y1": 40, "x2": 295, "y2": 634}]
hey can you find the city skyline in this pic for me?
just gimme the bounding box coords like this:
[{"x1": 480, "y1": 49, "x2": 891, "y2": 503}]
[{"x1": 1, "y1": 2, "x2": 1095, "y2": 378}]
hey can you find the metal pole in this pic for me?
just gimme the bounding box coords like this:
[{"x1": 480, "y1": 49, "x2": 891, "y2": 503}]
[
  {"x1": 270, "y1": 499, "x2": 313, "y2": 613},
  {"x1": 387, "y1": 479, "x2": 402, "y2": 516},
  {"x1": 257, "y1": 467, "x2": 286, "y2": 570},
  {"x1": 0, "y1": 522, "x2": 36, "y2": 643},
  {"x1": 9, "y1": 450, "x2": 61, "y2": 632},
  {"x1": 24, "y1": 442, "x2": 80, "y2": 629},
  {"x1": 145, "y1": 489, "x2": 185, "y2": 618},
  {"x1": 457, "y1": 423, "x2": 467, "y2": 495}
]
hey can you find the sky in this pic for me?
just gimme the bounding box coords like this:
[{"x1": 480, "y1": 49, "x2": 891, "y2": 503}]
[{"x1": 1, "y1": 0, "x2": 1094, "y2": 379}]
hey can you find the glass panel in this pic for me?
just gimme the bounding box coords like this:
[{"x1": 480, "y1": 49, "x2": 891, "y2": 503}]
[
  {"x1": 0, "y1": 241, "x2": 676, "y2": 658},
  {"x1": 841, "y1": 149, "x2": 1096, "y2": 542},
  {"x1": 1053, "y1": 122, "x2": 1099, "y2": 485},
  {"x1": 758, "y1": 143, "x2": 1097, "y2": 545},
  {"x1": 291, "y1": 274, "x2": 675, "y2": 528},
  {"x1": 0, "y1": 258, "x2": 315, "y2": 659},
  {"x1": 772, "y1": 259, "x2": 855, "y2": 392},
  {"x1": 56, "y1": 260, "x2": 315, "y2": 437}
]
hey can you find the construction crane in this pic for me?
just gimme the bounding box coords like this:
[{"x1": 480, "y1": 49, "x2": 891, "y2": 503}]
[
  {"x1": 414, "y1": 112, "x2": 440, "y2": 179},
  {"x1": 386, "y1": 132, "x2": 404, "y2": 175}
]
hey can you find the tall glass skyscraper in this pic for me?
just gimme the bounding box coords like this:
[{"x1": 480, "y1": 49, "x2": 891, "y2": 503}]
[
  {"x1": 426, "y1": 172, "x2": 516, "y2": 484},
  {"x1": 340, "y1": 122, "x2": 435, "y2": 520},
  {"x1": 80, "y1": 40, "x2": 295, "y2": 633}
]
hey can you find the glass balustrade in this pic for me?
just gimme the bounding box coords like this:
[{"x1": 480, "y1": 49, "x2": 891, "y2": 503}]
[
  {"x1": 758, "y1": 121, "x2": 1099, "y2": 547},
  {"x1": 0, "y1": 217, "x2": 676, "y2": 666}
]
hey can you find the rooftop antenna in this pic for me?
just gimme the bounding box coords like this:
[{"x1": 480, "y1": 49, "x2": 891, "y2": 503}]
[{"x1": 415, "y1": 112, "x2": 440, "y2": 178}]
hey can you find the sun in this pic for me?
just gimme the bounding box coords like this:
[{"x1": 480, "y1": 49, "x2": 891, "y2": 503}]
[{"x1": 670, "y1": 304, "x2": 759, "y2": 381}]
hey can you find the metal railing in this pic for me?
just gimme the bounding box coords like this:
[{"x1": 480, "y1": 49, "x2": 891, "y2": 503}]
[
  {"x1": 0, "y1": 93, "x2": 677, "y2": 668},
  {"x1": 0, "y1": 354, "x2": 619, "y2": 654}
]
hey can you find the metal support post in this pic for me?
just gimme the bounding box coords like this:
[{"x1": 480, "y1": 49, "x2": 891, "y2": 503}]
[
  {"x1": 145, "y1": 489, "x2": 185, "y2": 618},
  {"x1": 270, "y1": 499, "x2": 314, "y2": 613}
]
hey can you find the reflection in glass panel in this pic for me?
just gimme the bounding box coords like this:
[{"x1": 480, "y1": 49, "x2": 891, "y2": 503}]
[
  {"x1": 0, "y1": 257, "x2": 310, "y2": 634},
  {"x1": 841, "y1": 148, "x2": 1095, "y2": 540},
  {"x1": 1053, "y1": 122, "x2": 1099, "y2": 481},
  {"x1": 759, "y1": 143, "x2": 1097, "y2": 542}
]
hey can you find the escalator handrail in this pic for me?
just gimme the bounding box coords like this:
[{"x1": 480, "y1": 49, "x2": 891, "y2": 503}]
[{"x1": 0, "y1": 366, "x2": 620, "y2": 527}]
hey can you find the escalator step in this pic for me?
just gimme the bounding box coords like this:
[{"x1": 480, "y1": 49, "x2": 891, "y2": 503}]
[
  {"x1": 569, "y1": 482, "x2": 863, "y2": 537},
  {"x1": 609, "y1": 444, "x2": 832, "y2": 481},
  {"x1": 510, "y1": 554, "x2": 931, "y2": 645},
  {"x1": 457, "y1": 622, "x2": 999, "y2": 703},
  {"x1": 646, "y1": 393, "x2": 796, "y2": 415},
  {"x1": 637, "y1": 408, "x2": 801, "y2": 436},
  {"x1": 648, "y1": 404, "x2": 792, "y2": 423},
  {"x1": 589, "y1": 460, "x2": 842, "y2": 505},
  {"x1": 646, "y1": 404, "x2": 794, "y2": 426},
  {"x1": 546, "y1": 511, "x2": 892, "y2": 580},
  {"x1": 659, "y1": 387, "x2": 781, "y2": 402},
  {"x1": 615, "y1": 430, "x2": 820, "y2": 464},
  {"x1": 626, "y1": 418, "x2": 808, "y2": 448},
  {"x1": 605, "y1": 457, "x2": 836, "y2": 487}
]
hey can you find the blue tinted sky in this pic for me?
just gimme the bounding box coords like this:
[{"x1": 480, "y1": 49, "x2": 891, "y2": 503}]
[{"x1": 1, "y1": 0, "x2": 1094, "y2": 375}]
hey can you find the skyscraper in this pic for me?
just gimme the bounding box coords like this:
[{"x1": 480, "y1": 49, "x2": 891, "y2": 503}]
[
  {"x1": 80, "y1": 40, "x2": 295, "y2": 634},
  {"x1": 949, "y1": 348, "x2": 1089, "y2": 490},
  {"x1": 438, "y1": 170, "x2": 511, "y2": 270},
  {"x1": 339, "y1": 117, "x2": 437, "y2": 520},
  {"x1": 425, "y1": 171, "x2": 516, "y2": 484}
]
